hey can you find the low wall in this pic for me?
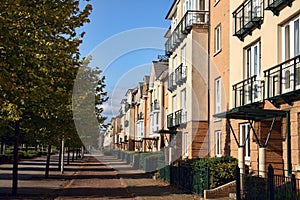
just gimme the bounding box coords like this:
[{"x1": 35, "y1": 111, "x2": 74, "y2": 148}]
[{"x1": 204, "y1": 181, "x2": 236, "y2": 199}]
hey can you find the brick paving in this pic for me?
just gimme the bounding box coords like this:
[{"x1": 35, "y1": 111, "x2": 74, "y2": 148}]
[{"x1": 0, "y1": 152, "x2": 202, "y2": 200}]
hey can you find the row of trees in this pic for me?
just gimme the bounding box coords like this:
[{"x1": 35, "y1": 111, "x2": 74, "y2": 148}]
[{"x1": 0, "y1": 0, "x2": 108, "y2": 195}]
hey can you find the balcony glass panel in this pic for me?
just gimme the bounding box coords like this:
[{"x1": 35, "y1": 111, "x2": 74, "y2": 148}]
[
  {"x1": 232, "y1": 75, "x2": 264, "y2": 108},
  {"x1": 233, "y1": 0, "x2": 264, "y2": 41},
  {"x1": 264, "y1": 55, "x2": 300, "y2": 100}
]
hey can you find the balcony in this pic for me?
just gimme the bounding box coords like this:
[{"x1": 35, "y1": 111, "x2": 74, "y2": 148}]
[
  {"x1": 265, "y1": 0, "x2": 293, "y2": 16},
  {"x1": 233, "y1": 0, "x2": 264, "y2": 41},
  {"x1": 167, "y1": 110, "x2": 187, "y2": 129},
  {"x1": 232, "y1": 75, "x2": 264, "y2": 108},
  {"x1": 165, "y1": 10, "x2": 209, "y2": 56},
  {"x1": 168, "y1": 72, "x2": 177, "y2": 92},
  {"x1": 264, "y1": 55, "x2": 300, "y2": 107},
  {"x1": 150, "y1": 100, "x2": 160, "y2": 112},
  {"x1": 175, "y1": 64, "x2": 187, "y2": 85}
]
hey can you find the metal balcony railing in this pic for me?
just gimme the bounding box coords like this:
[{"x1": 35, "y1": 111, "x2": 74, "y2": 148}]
[
  {"x1": 265, "y1": 0, "x2": 293, "y2": 16},
  {"x1": 232, "y1": 75, "x2": 264, "y2": 108},
  {"x1": 167, "y1": 110, "x2": 187, "y2": 129},
  {"x1": 165, "y1": 10, "x2": 209, "y2": 56},
  {"x1": 168, "y1": 72, "x2": 177, "y2": 92},
  {"x1": 175, "y1": 64, "x2": 187, "y2": 84},
  {"x1": 233, "y1": 0, "x2": 264, "y2": 41},
  {"x1": 264, "y1": 55, "x2": 300, "y2": 99}
]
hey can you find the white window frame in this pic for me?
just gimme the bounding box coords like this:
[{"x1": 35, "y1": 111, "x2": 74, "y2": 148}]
[
  {"x1": 173, "y1": 95, "x2": 177, "y2": 113},
  {"x1": 215, "y1": 77, "x2": 221, "y2": 114},
  {"x1": 240, "y1": 123, "x2": 251, "y2": 161},
  {"x1": 215, "y1": 24, "x2": 221, "y2": 53},
  {"x1": 215, "y1": 130, "x2": 222, "y2": 157},
  {"x1": 282, "y1": 16, "x2": 300, "y2": 93},
  {"x1": 184, "y1": 132, "x2": 189, "y2": 156},
  {"x1": 245, "y1": 41, "x2": 261, "y2": 103}
]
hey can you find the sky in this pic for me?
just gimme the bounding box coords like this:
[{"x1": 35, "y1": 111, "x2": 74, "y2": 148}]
[{"x1": 78, "y1": 1, "x2": 173, "y2": 123}]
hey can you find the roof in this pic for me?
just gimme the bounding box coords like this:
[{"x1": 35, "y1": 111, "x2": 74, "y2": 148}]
[
  {"x1": 165, "y1": 0, "x2": 177, "y2": 20},
  {"x1": 153, "y1": 61, "x2": 168, "y2": 80}
]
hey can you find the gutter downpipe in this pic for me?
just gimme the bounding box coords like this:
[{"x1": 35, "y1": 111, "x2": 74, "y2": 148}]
[
  {"x1": 207, "y1": 0, "x2": 211, "y2": 157},
  {"x1": 286, "y1": 110, "x2": 292, "y2": 176}
]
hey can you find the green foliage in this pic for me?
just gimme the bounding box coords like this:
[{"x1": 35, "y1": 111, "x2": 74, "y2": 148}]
[{"x1": 0, "y1": 0, "x2": 93, "y2": 148}]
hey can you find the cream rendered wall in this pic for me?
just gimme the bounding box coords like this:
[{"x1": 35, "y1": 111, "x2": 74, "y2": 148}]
[{"x1": 230, "y1": 0, "x2": 300, "y2": 171}]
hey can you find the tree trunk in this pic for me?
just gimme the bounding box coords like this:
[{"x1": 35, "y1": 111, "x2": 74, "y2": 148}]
[
  {"x1": 58, "y1": 146, "x2": 62, "y2": 170},
  {"x1": 61, "y1": 137, "x2": 64, "y2": 174},
  {"x1": 75, "y1": 148, "x2": 78, "y2": 160},
  {"x1": 0, "y1": 141, "x2": 4, "y2": 155},
  {"x1": 45, "y1": 145, "x2": 51, "y2": 179},
  {"x1": 72, "y1": 147, "x2": 75, "y2": 162},
  {"x1": 12, "y1": 121, "x2": 20, "y2": 196},
  {"x1": 67, "y1": 147, "x2": 70, "y2": 165}
]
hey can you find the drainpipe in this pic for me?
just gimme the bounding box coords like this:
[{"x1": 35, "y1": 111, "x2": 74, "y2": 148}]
[
  {"x1": 207, "y1": 0, "x2": 211, "y2": 157},
  {"x1": 286, "y1": 111, "x2": 292, "y2": 176}
]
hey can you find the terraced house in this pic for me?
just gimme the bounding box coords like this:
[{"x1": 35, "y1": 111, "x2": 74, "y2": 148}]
[
  {"x1": 164, "y1": 0, "x2": 210, "y2": 160},
  {"x1": 214, "y1": 0, "x2": 300, "y2": 179}
]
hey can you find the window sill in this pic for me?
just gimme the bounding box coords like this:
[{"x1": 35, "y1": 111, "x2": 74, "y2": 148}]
[
  {"x1": 216, "y1": 154, "x2": 222, "y2": 157},
  {"x1": 213, "y1": 49, "x2": 222, "y2": 57}
]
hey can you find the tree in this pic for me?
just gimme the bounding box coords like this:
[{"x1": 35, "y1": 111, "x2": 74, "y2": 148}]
[
  {"x1": 0, "y1": 0, "x2": 92, "y2": 195},
  {"x1": 73, "y1": 56, "x2": 109, "y2": 150}
]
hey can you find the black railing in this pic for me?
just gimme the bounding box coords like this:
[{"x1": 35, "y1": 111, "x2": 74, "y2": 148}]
[
  {"x1": 165, "y1": 10, "x2": 209, "y2": 56},
  {"x1": 233, "y1": 0, "x2": 264, "y2": 41},
  {"x1": 265, "y1": 0, "x2": 293, "y2": 16},
  {"x1": 167, "y1": 110, "x2": 187, "y2": 128},
  {"x1": 175, "y1": 64, "x2": 187, "y2": 84},
  {"x1": 232, "y1": 75, "x2": 264, "y2": 108},
  {"x1": 236, "y1": 165, "x2": 300, "y2": 200},
  {"x1": 264, "y1": 55, "x2": 300, "y2": 99},
  {"x1": 168, "y1": 72, "x2": 177, "y2": 92}
]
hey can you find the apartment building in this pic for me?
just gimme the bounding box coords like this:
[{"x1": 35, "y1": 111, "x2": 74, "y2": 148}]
[
  {"x1": 111, "y1": 116, "x2": 121, "y2": 149},
  {"x1": 164, "y1": 0, "x2": 210, "y2": 159},
  {"x1": 214, "y1": 0, "x2": 300, "y2": 177},
  {"x1": 209, "y1": 0, "x2": 231, "y2": 159},
  {"x1": 148, "y1": 60, "x2": 169, "y2": 152}
]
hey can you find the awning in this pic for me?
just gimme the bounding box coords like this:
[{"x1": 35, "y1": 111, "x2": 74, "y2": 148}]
[
  {"x1": 214, "y1": 107, "x2": 288, "y2": 148},
  {"x1": 155, "y1": 129, "x2": 177, "y2": 135},
  {"x1": 213, "y1": 107, "x2": 287, "y2": 121}
]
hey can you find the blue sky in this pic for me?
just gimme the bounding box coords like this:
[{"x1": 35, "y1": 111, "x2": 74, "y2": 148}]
[{"x1": 78, "y1": 1, "x2": 173, "y2": 123}]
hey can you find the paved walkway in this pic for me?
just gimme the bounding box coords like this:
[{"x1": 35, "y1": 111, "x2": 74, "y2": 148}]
[{"x1": 0, "y1": 152, "x2": 201, "y2": 200}]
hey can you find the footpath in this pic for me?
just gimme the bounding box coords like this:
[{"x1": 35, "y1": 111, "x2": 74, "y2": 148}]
[{"x1": 0, "y1": 152, "x2": 201, "y2": 200}]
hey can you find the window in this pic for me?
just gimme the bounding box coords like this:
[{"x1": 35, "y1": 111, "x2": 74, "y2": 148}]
[
  {"x1": 215, "y1": 24, "x2": 221, "y2": 53},
  {"x1": 245, "y1": 41, "x2": 260, "y2": 79},
  {"x1": 215, "y1": 130, "x2": 222, "y2": 157},
  {"x1": 282, "y1": 16, "x2": 300, "y2": 91},
  {"x1": 215, "y1": 77, "x2": 221, "y2": 114},
  {"x1": 173, "y1": 95, "x2": 177, "y2": 112},
  {"x1": 240, "y1": 123, "x2": 251, "y2": 160},
  {"x1": 181, "y1": 46, "x2": 187, "y2": 79},
  {"x1": 181, "y1": 46, "x2": 186, "y2": 66},
  {"x1": 245, "y1": 41, "x2": 261, "y2": 102},
  {"x1": 181, "y1": 89, "x2": 186, "y2": 110},
  {"x1": 184, "y1": 132, "x2": 188, "y2": 156}
]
